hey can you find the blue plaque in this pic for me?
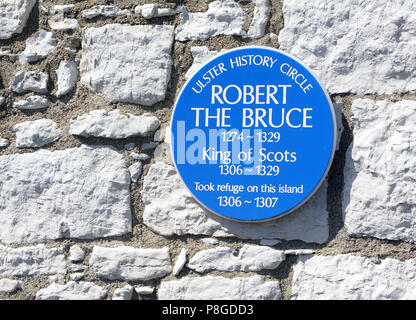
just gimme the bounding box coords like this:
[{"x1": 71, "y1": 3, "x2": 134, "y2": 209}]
[{"x1": 171, "y1": 46, "x2": 336, "y2": 222}]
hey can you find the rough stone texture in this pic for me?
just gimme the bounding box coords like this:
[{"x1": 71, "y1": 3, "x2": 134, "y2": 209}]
[
  {"x1": 172, "y1": 248, "x2": 187, "y2": 276},
  {"x1": 20, "y1": 30, "x2": 57, "y2": 63},
  {"x1": 292, "y1": 254, "x2": 416, "y2": 300},
  {"x1": 0, "y1": 145, "x2": 131, "y2": 244},
  {"x1": 343, "y1": 99, "x2": 416, "y2": 242},
  {"x1": 70, "y1": 273, "x2": 84, "y2": 281},
  {"x1": 70, "y1": 264, "x2": 87, "y2": 273},
  {"x1": 0, "y1": 279, "x2": 23, "y2": 293},
  {"x1": 247, "y1": 0, "x2": 269, "y2": 39},
  {"x1": 69, "y1": 110, "x2": 160, "y2": 139},
  {"x1": 12, "y1": 95, "x2": 51, "y2": 110},
  {"x1": 1, "y1": 0, "x2": 414, "y2": 301},
  {"x1": 35, "y1": 281, "x2": 107, "y2": 300},
  {"x1": 49, "y1": 16, "x2": 79, "y2": 31},
  {"x1": 0, "y1": 0, "x2": 36, "y2": 39},
  {"x1": 175, "y1": 0, "x2": 245, "y2": 41},
  {"x1": 14, "y1": 119, "x2": 63, "y2": 148},
  {"x1": 0, "y1": 245, "x2": 66, "y2": 277},
  {"x1": 188, "y1": 245, "x2": 285, "y2": 273},
  {"x1": 135, "y1": 4, "x2": 176, "y2": 19},
  {"x1": 10, "y1": 71, "x2": 49, "y2": 94},
  {"x1": 80, "y1": 24, "x2": 174, "y2": 106},
  {"x1": 82, "y1": 6, "x2": 130, "y2": 19},
  {"x1": 69, "y1": 245, "x2": 85, "y2": 263},
  {"x1": 158, "y1": 276, "x2": 281, "y2": 300},
  {"x1": 48, "y1": 5, "x2": 79, "y2": 30},
  {"x1": 128, "y1": 161, "x2": 142, "y2": 183},
  {"x1": 284, "y1": 249, "x2": 316, "y2": 256},
  {"x1": 0, "y1": 138, "x2": 9, "y2": 148},
  {"x1": 89, "y1": 246, "x2": 172, "y2": 281},
  {"x1": 200, "y1": 238, "x2": 219, "y2": 246},
  {"x1": 55, "y1": 60, "x2": 78, "y2": 97},
  {"x1": 135, "y1": 286, "x2": 154, "y2": 295},
  {"x1": 142, "y1": 161, "x2": 329, "y2": 244},
  {"x1": 51, "y1": 5, "x2": 74, "y2": 13},
  {"x1": 279, "y1": 0, "x2": 416, "y2": 94},
  {"x1": 131, "y1": 152, "x2": 150, "y2": 161},
  {"x1": 112, "y1": 284, "x2": 133, "y2": 300}
]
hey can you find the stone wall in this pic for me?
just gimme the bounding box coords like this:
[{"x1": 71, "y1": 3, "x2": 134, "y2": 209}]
[{"x1": 0, "y1": 0, "x2": 415, "y2": 300}]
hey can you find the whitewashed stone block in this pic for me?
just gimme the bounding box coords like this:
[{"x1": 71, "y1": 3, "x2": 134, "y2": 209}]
[
  {"x1": 0, "y1": 279, "x2": 23, "y2": 293},
  {"x1": 343, "y1": 99, "x2": 416, "y2": 242},
  {"x1": 35, "y1": 281, "x2": 107, "y2": 300},
  {"x1": 0, "y1": 145, "x2": 132, "y2": 244},
  {"x1": 0, "y1": 137, "x2": 9, "y2": 148},
  {"x1": 70, "y1": 273, "x2": 84, "y2": 281},
  {"x1": 48, "y1": 16, "x2": 79, "y2": 31},
  {"x1": 69, "y1": 110, "x2": 160, "y2": 139},
  {"x1": 158, "y1": 276, "x2": 281, "y2": 300},
  {"x1": 175, "y1": 0, "x2": 245, "y2": 41},
  {"x1": 69, "y1": 245, "x2": 85, "y2": 263},
  {"x1": 172, "y1": 248, "x2": 187, "y2": 276},
  {"x1": 201, "y1": 238, "x2": 219, "y2": 246},
  {"x1": 0, "y1": 0, "x2": 36, "y2": 39},
  {"x1": 0, "y1": 245, "x2": 66, "y2": 277},
  {"x1": 20, "y1": 30, "x2": 57, "y2": 63},
  {"x1": 13, "y1": 96, "x2": 51, "y2": 110},
  {"x1": 48, "y1": 5, "x2": 79, "y2": 30},
  {"x1": 135, "y1": 286, "x2": 154, "y2": 295},
  {"x1": 89, "y1": 246, "x2": 172, "y2": 281},
  {"x1": 142, "y1": 161, "x2": 329, "y2": 243},
  {"x1": 112, "y1": 285, "x2": 133, "y2": 300},
  {"x1": 10, "y1": 71, "x2": 48, "y2": 94},
  {"x1": 69, "y1": 264, "x2": 87, "y2": 273},
  {"x1": 188, "y1": 245, "x2": 285, "y2": 272},
  {"x1": 135, "y1": 4, "x2": 176, "y2": 19},
  {"x1": 80, "y1": 24, "x2": 174, "y2": 106},
  {"x1": 279, "y1": 0, "x2": 416, "y2": 94},
  {"x1": 50, "y1": 5, "x2": 74, "y2": 14},
  {"x1": 292, "y1": 254, "x2": 416, "y2": 300},
  {"x1": 129, "y1": 161, "x2": 142, "y2": 183},
  {"x1": 14, "y1": 119, "x2": 62, "y2": 148},
  {"x1": 247, "y1": 0, "x2": 269, "y2": 39},
  {"x1": 82, "y1": 6, "x2": 130, "y2": 19},
  {"x1": 55, "y1": 60, "x2": 78, "y2": 97}
]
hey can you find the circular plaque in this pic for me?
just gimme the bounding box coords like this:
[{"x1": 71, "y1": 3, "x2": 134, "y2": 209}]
[{"x1": 171, "y1": 46, "x2": 336, "y2": 222}]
